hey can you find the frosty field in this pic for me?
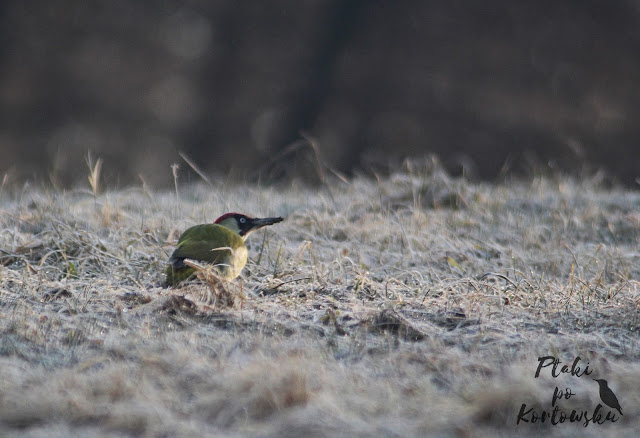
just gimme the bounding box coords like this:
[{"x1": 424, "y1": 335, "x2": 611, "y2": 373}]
[{"x1": 1, "y1": 164, "x2": 640, "y2": 437}]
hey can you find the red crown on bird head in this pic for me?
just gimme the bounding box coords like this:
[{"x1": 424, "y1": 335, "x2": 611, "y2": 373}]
[{"x1": 214, "y1": 212, "x2": 243, "y2": 223}]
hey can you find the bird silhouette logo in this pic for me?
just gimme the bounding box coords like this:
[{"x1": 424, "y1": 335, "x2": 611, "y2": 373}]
[{"x1": 593, "y1": 379, "x2": 623, "y2": 416}]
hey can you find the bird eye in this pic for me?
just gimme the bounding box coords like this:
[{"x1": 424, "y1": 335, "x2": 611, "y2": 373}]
[{"x1": 239, "y1": 217, "x2": 247, "y2": 224}]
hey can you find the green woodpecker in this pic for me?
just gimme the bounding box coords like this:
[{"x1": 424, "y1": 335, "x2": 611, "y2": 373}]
[{"x1": 165, "y1": 213, "x2": 283, "y2": 286}]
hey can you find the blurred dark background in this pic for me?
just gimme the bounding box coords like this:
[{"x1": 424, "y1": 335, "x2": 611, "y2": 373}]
[{"x1": 2, "y1": 1, "x2": 640, "y2": 187}]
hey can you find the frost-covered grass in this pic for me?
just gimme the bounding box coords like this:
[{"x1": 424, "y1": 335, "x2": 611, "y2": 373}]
[{"x1": 1, "y1": 162, "x2": 640, "y2": 437}]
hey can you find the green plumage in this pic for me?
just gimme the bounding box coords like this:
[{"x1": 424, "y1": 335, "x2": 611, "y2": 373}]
[
  {"x1": 164, "y1": 213, "x2": 283, "y2": 287},
  {"x1": 164, "y1": 224, "x2": 248, "y2": 285}
]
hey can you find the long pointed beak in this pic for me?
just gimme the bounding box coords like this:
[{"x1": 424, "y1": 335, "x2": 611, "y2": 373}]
[{"x1": 250, "y1": 216, "x2": 283, "y2": 230}]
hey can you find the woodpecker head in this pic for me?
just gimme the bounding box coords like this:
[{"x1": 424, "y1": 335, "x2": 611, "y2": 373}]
[{"x1": 214, "y1": 212, "x2": 283, "y2": 239}]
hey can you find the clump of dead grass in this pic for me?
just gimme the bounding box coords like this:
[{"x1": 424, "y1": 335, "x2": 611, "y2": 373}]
[{"x1": 181, "y1": 259, "x2": 245, "y2": 308}]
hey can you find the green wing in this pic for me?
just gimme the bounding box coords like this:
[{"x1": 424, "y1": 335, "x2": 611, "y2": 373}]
[
  {"x1": 171, "y1": 224, "x2": 243, "y2": 263},
  {"x1": 165, "y1": 224, "x2": 246, "y2": 286}
]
